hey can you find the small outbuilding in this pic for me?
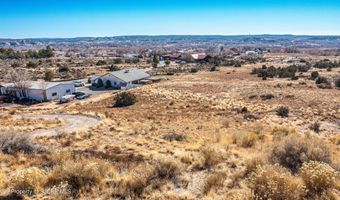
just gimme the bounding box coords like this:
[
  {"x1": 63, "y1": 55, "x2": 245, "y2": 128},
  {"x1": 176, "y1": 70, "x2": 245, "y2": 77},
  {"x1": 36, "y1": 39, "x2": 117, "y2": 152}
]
[
  {"x1": 95, "y1": 68, "x2": 150, "y2": 89},
  {"x1": 0, "y1": 81, "x2": 75, "y2": 102}
]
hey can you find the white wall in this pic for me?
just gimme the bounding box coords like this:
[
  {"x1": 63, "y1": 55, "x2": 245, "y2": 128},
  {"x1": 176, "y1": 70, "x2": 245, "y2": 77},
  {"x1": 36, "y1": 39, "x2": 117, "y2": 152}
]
[{"x1": 46, "y1": 84, "x2": 75, "y2": 101}]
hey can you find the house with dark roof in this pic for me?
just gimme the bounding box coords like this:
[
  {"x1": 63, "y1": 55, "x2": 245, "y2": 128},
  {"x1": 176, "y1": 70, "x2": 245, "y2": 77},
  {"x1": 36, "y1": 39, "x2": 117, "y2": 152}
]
[
  {"x1": 95, "y1": 68, "x2": 150, "y2": 89},
  {"x1": 0, "y1": 81, "x2": 75, "y2": 102}
]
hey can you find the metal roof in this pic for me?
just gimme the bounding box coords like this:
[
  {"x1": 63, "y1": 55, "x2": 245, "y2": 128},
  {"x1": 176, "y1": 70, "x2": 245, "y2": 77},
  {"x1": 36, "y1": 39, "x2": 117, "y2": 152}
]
[
  {"x1": 107, "y1": 68, "x2": 150, "y2": 83},
  {"x1": 0, "y1": 81, "x2": 72, "y2": 90}
]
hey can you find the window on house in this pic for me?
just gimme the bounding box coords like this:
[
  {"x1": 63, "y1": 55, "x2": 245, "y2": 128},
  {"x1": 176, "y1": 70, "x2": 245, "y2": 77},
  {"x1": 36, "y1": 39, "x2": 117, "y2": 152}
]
[
  {"x1": 52, "y1": 92, "x2": 57, "y2": 96},
  {"x1": 114, "y1": 82, "x2": 117, "y2": 85},
  {"x1": 66, "y1": 89, "x2": 71, "y2": 93}
]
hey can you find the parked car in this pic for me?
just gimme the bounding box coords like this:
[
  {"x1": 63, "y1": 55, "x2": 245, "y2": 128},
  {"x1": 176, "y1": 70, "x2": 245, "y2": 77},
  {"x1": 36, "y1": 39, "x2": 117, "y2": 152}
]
[
  {"x1": 77, "y1": 93, "x2": 91, "y2": 100},
  {"x1": 74, "y1": 80, "x2": 85, "y2": 87},
  {"x1": 2, "y1": 95, "x2": 16, "y2": 103},
  {"x1": 72, "y1": 92, "x2": 91, "y2": 100},
  {"x1": 60, "y1": 95, "x2": 75, "y2": 103}
]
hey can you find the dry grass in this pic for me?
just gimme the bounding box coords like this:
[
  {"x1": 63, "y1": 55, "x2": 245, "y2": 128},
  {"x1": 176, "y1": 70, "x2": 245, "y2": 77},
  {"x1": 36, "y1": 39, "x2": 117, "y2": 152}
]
[
  {"x1": 202, "y1": 172, "x2": 226, "y2": 194},
  {"x1": 271, "y1": 126, "x2": 296, "y2": 140},
  {"x1": 0, "y1": 115, "x2": 64, "y2": 132},
  {"x1": 0, "y1": 132, "x2": 42, "y2": 154},
  {"x1": 300, "y1": 161, "x2": 339, "y2": 196},
  {"x1": 198, "y1": 144, "x2": 226, "y2": 169},
  {"x1": 47, "y1": 154, "x2": 116, "y2": 195},
  {"x1": 250, "y1": 164, "x2": 307, "y2": 200},
  {"x1": 10, "y1": 167, "x2": 47, "y2": 194}
]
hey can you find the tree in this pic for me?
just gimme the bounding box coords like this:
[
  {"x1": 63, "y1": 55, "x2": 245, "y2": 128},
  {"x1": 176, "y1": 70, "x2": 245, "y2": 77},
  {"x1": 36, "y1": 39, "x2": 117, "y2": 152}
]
[
  {"x1": 113, "y1": 58, "x2": 123, "y2": 64},
  {"x1": 44, "y1": 69, "x2": 54, "y2": 81},
  {"x1": 152, "y1": 54, "x2": 159, "y2": 68},
  {"x1": 165, "y1": 59, "x2": 171, "y2": 66},
  {"x1": 106, "y1": 80, "x2": 112, "y2": 88},
  {"x1": 6, "y1": 69, "x2": 32, "y2": 98},
  {"x1": 97, "y1": 78, "x2": 104, "y2": 88}
]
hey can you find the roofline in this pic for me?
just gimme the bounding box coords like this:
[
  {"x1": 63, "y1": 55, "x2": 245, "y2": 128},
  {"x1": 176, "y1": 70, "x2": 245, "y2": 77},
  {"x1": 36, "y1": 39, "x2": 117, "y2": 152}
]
[
  {"x1": 0, "y1": 82, "x2": 74, "y2": 90},
  {"x1": 100, "y1": 73, "x2": 127, "y2": 83}
]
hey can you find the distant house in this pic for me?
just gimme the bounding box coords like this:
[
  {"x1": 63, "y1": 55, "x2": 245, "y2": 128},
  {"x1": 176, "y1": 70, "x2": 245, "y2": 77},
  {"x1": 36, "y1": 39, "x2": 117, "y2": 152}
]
[
  {"x1": 191, "y1": 53, "x2": 211, "y2": 62},
  {"x1": 95, "y1": 68, "x2": 150, "y2": 89},
  {"x1": 0, "y1": 81, "x2": 75, "y2": 102}
]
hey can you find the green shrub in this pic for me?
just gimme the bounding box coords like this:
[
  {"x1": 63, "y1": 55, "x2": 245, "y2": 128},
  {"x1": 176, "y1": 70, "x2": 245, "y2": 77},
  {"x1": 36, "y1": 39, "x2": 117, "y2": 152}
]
[
  {"x1": 276, "y1": 106, "x2": 289, "y2": 117},
  {"x1": 311, "y1": 71, "x2": 319, "y2": 80},
  {"x1": 315, "y1": 76, "x2": 330, "y2": 85},
  {"x1": 335, "y1": 78, "x2": 340, "y2": 88},
  {"x1": 113, "y1": 92, "x2": 137, "y2": 107},
  {"x1": 309, "y1": 122, "x2": 321, "y2": 133}
]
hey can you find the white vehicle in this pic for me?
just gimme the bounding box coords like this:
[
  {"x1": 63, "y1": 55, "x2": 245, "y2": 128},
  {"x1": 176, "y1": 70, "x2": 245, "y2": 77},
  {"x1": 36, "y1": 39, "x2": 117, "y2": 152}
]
[
  {"x1": 74, "y1": 80, "x2": 85, "y2": 87},
  {"x1": 60, "y1": 94, "x2": 75, "y2": 103}
]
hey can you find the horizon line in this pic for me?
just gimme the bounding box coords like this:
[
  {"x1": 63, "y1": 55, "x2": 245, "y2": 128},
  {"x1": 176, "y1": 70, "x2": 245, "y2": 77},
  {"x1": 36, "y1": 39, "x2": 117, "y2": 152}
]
[{"x1": 2, "y1": 34, "x2": 340, "y2": 40}]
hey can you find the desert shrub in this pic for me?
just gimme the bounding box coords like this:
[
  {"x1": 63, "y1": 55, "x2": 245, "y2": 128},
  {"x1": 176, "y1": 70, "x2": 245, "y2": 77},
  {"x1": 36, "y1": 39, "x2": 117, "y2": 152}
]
[
  {"x1": 26, "y1": 61, "x2": 38, "y2": 68},
  {"x1": 244, "y1": 156, "x2": 266, "y2": 176},
  {"x1": 48, "y1": 157, "x2": 116, "y2": 194},
  {"x1": 190, "y1": 68, "x2": 198, "y2": 73},
  {"x1": 10, "y1": 167, "x2": 47, "y2": 194},
  {"x1": 108, "y1": 65, "x2": 119, "y2": 71},
  {"x1": 271, "y1": 126, "x2": 296, "y2": 140},
  {"x1": 250, "y1": 164, "x2": 306, "y2": 200},
  {"x1": 44, "y1": 69, "x2": 54, "y2": 81},
  {"x1": 311, "y1": 71, "x2": 319, "y2": 80},
  {"x1": 260, "y1": 93, "x2": 274, "y2": 100},
  {"x1": 163, "y1": 133, "x2": 186, "y2": 142},
  {"x1": 202, "y1": 172, "x2": 226, "y2": 194},
  {"x1": 96, "y1": 60, "x2": 107, "y2": 66},
  {"x1": 199, "y1": 144, "x2": 225, "y2": 169},
  {"x1": 276, "y1": 106, "x2": 289, "y2": 117},
  {"x1": 0, "y1": 132, "x2": 42, "y2": 154},
  {"x1": 314, "y1": 60, "x2": 338, "y2": 69},
  {"x1": 335, "y1": 78, "x2": 340, "y2": 88},
  {"x1": 270, "y1": 135, "x2": 331, "y2": 173},
  {"x1": 58, "y1": 65, "x2": 70, "y2": 73},
  {"x1": 114, "y1": 164, "x2": 155, "y2": 198},
  {"x1": 232, "y1": 131, "x2": 258, "y2": 148},
  {"x1": 113, "y1": 58, "x2": 123, "y2": 64},
  {"x1": 234, "y1": 62, "x2": 242, "y2": 67},
  {"x1": 309, "y1": 122, "x2": 321, "y2": 133},
  {"x1": 316, "y1": 77, "x2": 332, "y2": 89},
  {"x1": 113, "y1": 92, "x2": 137, "y2": 107},
  {"x1": 315, "y1": 76, "x2": 330, "y2": 85},
  {"x1": 153, "y1": 156, "x2": 181, "y2": 180},
  {"x1": 300, "y1": 161, "x2": 338, "y2": 196},
  {"x1": 209, "y1": 66, "x2": 217, "y2": 71}
]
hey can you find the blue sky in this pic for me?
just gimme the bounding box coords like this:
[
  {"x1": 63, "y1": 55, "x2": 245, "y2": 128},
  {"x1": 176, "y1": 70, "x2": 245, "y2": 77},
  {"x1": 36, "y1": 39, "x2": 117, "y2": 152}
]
[{"x1": 1, "y1": 0, "x2": 340, "y2": 38}]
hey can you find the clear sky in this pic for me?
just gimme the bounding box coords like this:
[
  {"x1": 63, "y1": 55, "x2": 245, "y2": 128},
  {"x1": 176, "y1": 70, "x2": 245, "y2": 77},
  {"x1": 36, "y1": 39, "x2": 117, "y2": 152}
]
[{"x1": 1, "y1": 0, "x2": 340, "y2": 38}]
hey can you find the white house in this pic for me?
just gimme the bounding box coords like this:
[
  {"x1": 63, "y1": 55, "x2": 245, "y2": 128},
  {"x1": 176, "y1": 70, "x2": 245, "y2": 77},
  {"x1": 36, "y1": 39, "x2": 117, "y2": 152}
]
[
  {"x1": 0, "y1": 81, "x2": 75, "y2": 102},
  {"x1": 95, "y1": 68, "x2": 150, "y2": 89}
]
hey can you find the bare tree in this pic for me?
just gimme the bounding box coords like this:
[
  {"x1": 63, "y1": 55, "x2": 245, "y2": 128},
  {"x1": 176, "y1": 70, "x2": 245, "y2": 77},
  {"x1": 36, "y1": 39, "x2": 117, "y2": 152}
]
[{"x1": 6, "y1": 69, "x2": 31, "y2": 98}]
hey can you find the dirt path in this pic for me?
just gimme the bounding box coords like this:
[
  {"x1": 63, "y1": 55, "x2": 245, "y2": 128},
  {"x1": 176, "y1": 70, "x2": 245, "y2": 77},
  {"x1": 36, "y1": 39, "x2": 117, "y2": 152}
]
[{"x1": 15, "y1": 114, "x2": 101, "y2": 137}]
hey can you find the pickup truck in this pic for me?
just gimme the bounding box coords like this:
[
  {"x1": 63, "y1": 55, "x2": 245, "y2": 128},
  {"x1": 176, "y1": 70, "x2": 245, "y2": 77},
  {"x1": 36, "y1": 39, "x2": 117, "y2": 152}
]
[{"x1": 60, "y1": 95, "x2": 75, "y2": 103}]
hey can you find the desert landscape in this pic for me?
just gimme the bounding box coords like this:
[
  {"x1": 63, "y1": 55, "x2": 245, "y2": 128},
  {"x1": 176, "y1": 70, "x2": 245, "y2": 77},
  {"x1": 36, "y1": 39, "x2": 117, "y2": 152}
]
[{"x1": 0, "y1": 45, "x2": 339, "y2": 199}]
